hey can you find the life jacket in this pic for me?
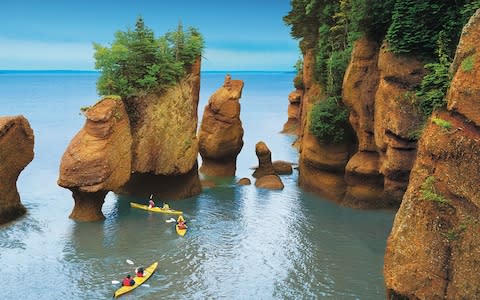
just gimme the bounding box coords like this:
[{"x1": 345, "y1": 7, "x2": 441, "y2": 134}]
[
  {"x1": 136, "y1": 271, "x2": 144, "y2": 277},
  {"x1": 122, "y1": 278, "x2": 133, "y2": 286},
  {"x1": 178, "y1": 221, "x2": 186, "y2": 229}
]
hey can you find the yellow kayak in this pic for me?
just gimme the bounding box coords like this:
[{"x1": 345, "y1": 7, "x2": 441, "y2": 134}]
[
  {"x1": 130, "y1": 202, "x2": 182, "y2": 215},
  {"x1": 114, "y1": 261, "x2": 158, "y2": 298},
  {"x1": 176, "y1": 215, "x2": 187, "y2": 236}
]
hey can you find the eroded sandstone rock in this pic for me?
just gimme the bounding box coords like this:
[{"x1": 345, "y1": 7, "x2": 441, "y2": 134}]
[
  {"x1": 198, "y1": 74, "x2": 244, "y2": 176},
  {"x1": 58, "y1": 97, "x2": 132, "y2": 221},
  {"x1": 0, "y1": 116, "x2": 34, "y2": 224},
  {"x1": 252, "y1": 141, "x2": 276, "y2": 178},
  {"x1": 385, "y1": 10, "x2": 480, "y2": 299}
]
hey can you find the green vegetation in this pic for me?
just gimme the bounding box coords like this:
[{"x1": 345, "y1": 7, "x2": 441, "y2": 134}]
[
  {"x1": 420, "y1": 176, "x2": 449, "y2": 204},
  {"x1": 93, "y1": 17, "x2": 204, "y2": 98},
  {"x1": 284, "y1": 0, "x2": 480, "y2": 142},
  {"x1": 431, "y1": 117, "x2": 452, "y2": 130},
  {"x1": 309, "y1": 97, "x2": 349, "y2": 143},
  {"x1": 461, "y1": 55, "x2": 475, "y2": 72}
]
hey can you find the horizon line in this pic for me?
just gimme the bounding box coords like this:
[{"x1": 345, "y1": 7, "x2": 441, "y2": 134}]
[{"x1": 0, "y1": 69, "x2": 296, "y2": 73}]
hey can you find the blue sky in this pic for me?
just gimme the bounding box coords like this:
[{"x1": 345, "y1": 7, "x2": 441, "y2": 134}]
[{"x1": 0, "y1": 0, "x2": 299, "y2": 71}]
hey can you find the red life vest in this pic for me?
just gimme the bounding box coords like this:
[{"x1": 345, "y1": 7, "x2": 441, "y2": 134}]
[
  {"x1": 122, "y1": 278, "x2": 133, "y2": 286},
  {"x1": 136, "y1": 271, "x2": 144, "y2": 277}
]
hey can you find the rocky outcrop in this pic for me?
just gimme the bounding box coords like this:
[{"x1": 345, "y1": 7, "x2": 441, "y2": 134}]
[
  {"x1": 297, "y1": 49, "x2": 352, "y2": 202},
  {"x1": 122, "y1": 58, "x2": 202, "y2": 199},
  {"x1": 198, "y1": 74, "x2": 244, "y2": 176},
  {"x1": 272, "y1": 160, "x2": 293, "y2": 175},
  {"x1": 385, "y1": 10, "x2": 480, "y2": 299},
  {"x1": 238, "y1": 178, "x2": 251, "y2": 185},
  {"x1": 255, "y1": 175, "x2": 284, "y2": 190},
  {"x1": 282, "y1": 88, "x2": 302, "y2": 134},
  {"x1": 0, "y1": 116, "x2": 34, "y2": 224},
  {"x1": 341, "y1": 36, "x2": 424, "y2": 208},
  {"x1": 58, "y1": 97, "x2": 132, "y2": 221},
  {"x1": 252, "y1": 141, "x2": 284, "y2": 190},
  {"x1": 252, "y1": 141, "x2": 276, "y2": 178}
]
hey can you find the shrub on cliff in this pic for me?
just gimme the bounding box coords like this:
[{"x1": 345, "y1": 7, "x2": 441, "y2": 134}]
[
  {"x1": 93, "y1": 17, "x2": 204, "y2": 98},
  {"x1": 310, "y1": 96, "x2": 349, "y2": 143}
]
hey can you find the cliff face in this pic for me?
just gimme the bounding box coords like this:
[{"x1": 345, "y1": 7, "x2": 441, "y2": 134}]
[
  {"x1": 121, "y1": 58, "x2": 202, "y2": 199},
  {"x1": 58, "y1": 97, "x2": 132, "y2": 221},
  {"x1": 283, "y1": 87, "x2": 302, "y2": 134},
  {"x1": 298, "y1": 35, "x2": 424, "y2": 209},
  {"x1": 198, "y1": 75, "x2": 244, "y2": 176},
  {"x1": 384, "y1": 9, "x2": 480, "y2": 299},
  {"x1": 0, "y1": 116, "x2": 34, "y2": 224},
  {"x1": 298, "y1": 50, "x2": 352, "y2": 202}
]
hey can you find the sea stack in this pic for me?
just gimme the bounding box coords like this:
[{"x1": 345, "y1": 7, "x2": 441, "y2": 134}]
[
  {"x1": 198, "y1": 74, "x2": 244, "y2": 176},
  {"x1": 58, "y1": 97, "x2": 132, "y2": 221},
  {"x1": 0, "y1": 116, "x2": 34, "y2": 224}
]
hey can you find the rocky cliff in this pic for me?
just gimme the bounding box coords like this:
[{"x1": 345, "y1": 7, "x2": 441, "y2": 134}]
[
  {"x1": 293, "y1": 36, "x2": 425, "y2": 208},
  {"x1": 297, "y1": 49, "x2": 353, "y2": 202},
  {"x1": 58, "y1": 97, "x2": 132, "y2": 221},
  {"x1": 121, "y1": 58, "x2": 202, "y2": 199},
  {"x1": 0, "y1": 116, "x2": 34, "y2": 224},
  {"x1": 384, "y1": 9, "x2": 480, "y2": 299},
  {"x1": 198, "y1": 74, "x2": 244, "y2": 176}
]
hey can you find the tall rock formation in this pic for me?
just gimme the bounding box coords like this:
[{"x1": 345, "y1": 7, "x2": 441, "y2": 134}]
[
  {"x1": 385, "y1": 10, "x2": 480, "y2": 299},
  {"x1": 198, "y1": 74, "x2": 244, "y2": 176},
  {"x1": 58, "y1": 97, "x2": 132, "y2": 221},
  {"x1": 283, "y1": 86, "x2": 302, "y2": 134},
  {"x1": 342, "y1": 37, "x2": 425, "y2": 208},
  {"x1": 297, "y1": 49, "x2": 352, "y2": 202},
  {"x1": 121, "y1": 58, "x2": 202, "y2": 198},
  {"x1": 0, "y1": 116, "x2": 34, "y2": 224},
  {"x1": 252, "y1": 141, "x2": 284, "y2": 190}
]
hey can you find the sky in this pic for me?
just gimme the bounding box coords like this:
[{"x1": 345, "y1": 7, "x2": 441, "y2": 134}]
[{"x1": 0, "y1": 0, "x2": 299, "y2": 71}]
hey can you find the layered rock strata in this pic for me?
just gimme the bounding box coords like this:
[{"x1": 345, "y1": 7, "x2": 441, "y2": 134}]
[
  {"x1": 58, "y1": 97, "x2": 132, "y2": 221},
  {"x1": 385, "y1": 10, "x2": 480, "y2": 299},
  {"x1": 283, "y1": 88, "x2": 302, "y2": 134},
  {"x1": 0, "y1": 116, "x2": 34, "y2": 224},
  {"x1": 198, "y1": 74, "x2": 244, "y2": 176}
]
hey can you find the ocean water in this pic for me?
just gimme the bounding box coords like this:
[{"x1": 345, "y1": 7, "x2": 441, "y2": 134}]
[{"x1": 0, "y1": 71, "x2": 395, "y2": 299}]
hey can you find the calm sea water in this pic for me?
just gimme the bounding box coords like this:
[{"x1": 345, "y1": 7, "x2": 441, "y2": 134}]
[{"x1": 0, "y1": 71, "x2": 394, "y2": 299}]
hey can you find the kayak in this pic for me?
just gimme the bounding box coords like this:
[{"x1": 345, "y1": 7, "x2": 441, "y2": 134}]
[
  {"x1": 176, "y1": 215, "x2": 187, "y2": 236},
  {"x1": 114, "y1": 261, "x2": 158, "y2": 298},
  {"x1": 130, "y1": 202, "x2": 182, "y2": 215}
]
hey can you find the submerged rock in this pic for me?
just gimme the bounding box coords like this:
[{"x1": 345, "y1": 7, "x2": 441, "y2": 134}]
[
  {"x1": 255, "y1": 175, "x2": 284, "y2": 190},
  {"x1": 198, "y1": 74, "x2": 244, "y2": 176},
  {"x1": 0, "y1": 116, "x2": 34, "y2": 224},
  {"x1": 237, "y1": 178, "x2": 251, "y2": 185}
]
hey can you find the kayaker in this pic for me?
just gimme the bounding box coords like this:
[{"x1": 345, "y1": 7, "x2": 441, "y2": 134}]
[
  {"x1": 148, "y1": 194, "x2": 155, "y2": 209},
  {"x1": 122, "y1": 275, "x2": 135, "y2": 286},
  {"x1": 162, "y1": 202, "x2": 170, "y2": 209},
  {"x1": 177, "y1": 216, "x2": 187, "y2": 230},
  {"x1": 135, "y1": 267, "x2": 144, "y2": 278}
]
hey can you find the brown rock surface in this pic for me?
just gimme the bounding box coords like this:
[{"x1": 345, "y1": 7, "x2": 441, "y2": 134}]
[
  {"x1": 123, "y1": 58, "x2": 202, "y2": 198},
  {"x1": 238, "y1": 178, "x2": 251, "y2": 185},
  {"x1": 272, "y1": 160, "x2": 293, "y2": 175},
  {"x1": 0, "y1": 116, "x2": 34, "y2": 224},
  {"x1": 252, "y1": 141, "x2": 276, "y2": 178},
  {"x1": 343, "y1": 37, "x2": 380, "y2": 152},
  {"x1": 255, "y1": 175, "x2": 284, "y2": 190},
  {"x1": 198, "y1": 75, "x2": 244, "y2": 176},
  {"x1": 58, "y1": 97, "x2": 132, "y2": 221},
  {"x1": 283, "y1": 89, "x2": 302, "y2": 134},
  {"x1": 385, "y1": 11, "x2": 480, "y2": 299}
]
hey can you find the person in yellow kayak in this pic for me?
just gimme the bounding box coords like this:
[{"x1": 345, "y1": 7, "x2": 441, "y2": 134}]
[
  {"x1": 122, "y1": 274, "x2": 135, "y2": 286},
  {"x1": 135, "y1": 267, "x2": 144, "y2": 278},
  {"x1": 148, "y1": 194, "x2": 155, "y2": 209},
  {"x1": 162, "y1": 202, "x2": 170, "y2": 210},
  {"x1": 177, "y1": 215, "x2": 187, "y2": 230}
]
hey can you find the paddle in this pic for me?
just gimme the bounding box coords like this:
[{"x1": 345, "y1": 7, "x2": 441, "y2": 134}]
[{"x1": 166, "y1": 218, "x2": 176, "y2": 223}]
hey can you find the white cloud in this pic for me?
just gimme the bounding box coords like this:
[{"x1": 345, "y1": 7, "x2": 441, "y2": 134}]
[
  {"x1": 203, "y1": 48, "x2": 297, "y2": 71},
  {"x1": 0, "y1": 38, "x2": 94, "y2": 69},
  {"x1": 0, "y1": 38, "x2": 298, "y2": 71}
]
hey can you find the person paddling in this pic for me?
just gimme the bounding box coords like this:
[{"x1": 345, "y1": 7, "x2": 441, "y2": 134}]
[
  {"x1": 122, "y1": 274, "x2": 135, "y2": 286},
  {"x1": 135, "y1": 267, "x2": 144, "y2": 278},
  {"x1": 177, "y1": 215, "x2": 187, "y2": 230},
  {"x1": 148, "y1": 194, "x2": 155, "y2": 209}
]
